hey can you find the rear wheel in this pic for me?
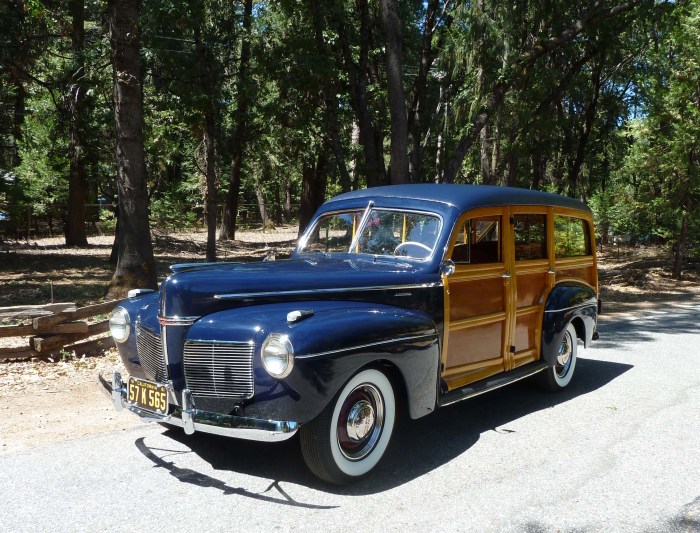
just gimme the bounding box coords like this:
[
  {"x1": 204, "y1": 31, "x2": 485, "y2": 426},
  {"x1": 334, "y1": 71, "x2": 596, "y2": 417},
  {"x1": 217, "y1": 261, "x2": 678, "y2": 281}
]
[
  {"x1": 540, "y1": 322, "x2": 578, "y2": 391},
  {"x1": 300, "y1": 368, "x2": 395, "y2": 484}
]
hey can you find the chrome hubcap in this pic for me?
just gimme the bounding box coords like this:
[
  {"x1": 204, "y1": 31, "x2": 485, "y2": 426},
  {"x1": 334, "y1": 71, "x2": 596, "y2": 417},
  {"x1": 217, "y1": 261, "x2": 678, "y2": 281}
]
[
  {"x1": 556, "y1": 332, "x2": 573, "y2": 377},
  {"x1": 337, "y1": 384, "x2": 384, "y2": 461},
  {"x1": 346, "y1": 400, "x2": 375, "y2": 441}
]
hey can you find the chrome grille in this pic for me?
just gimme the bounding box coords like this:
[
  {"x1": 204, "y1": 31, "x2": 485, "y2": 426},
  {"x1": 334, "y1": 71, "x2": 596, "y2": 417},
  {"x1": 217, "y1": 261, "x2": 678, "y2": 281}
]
[
  {"x1": 135, "y1": 325, "x2": 168, "y2": 383},
  {"x1": 183, "y1": 341, "x2": 255, "y2": 399}
]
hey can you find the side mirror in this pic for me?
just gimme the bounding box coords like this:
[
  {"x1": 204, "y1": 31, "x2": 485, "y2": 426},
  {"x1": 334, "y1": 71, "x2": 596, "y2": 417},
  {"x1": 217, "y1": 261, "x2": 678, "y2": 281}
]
[{"x1": 439, "y1": 259, "x2": 455, "y2": 277}]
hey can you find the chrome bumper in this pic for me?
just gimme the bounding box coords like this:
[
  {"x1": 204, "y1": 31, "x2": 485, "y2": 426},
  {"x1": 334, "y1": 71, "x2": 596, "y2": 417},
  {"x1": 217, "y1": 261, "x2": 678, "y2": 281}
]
[{"x1": 109, "y1": 371, "x2": 298, "y2": 442}]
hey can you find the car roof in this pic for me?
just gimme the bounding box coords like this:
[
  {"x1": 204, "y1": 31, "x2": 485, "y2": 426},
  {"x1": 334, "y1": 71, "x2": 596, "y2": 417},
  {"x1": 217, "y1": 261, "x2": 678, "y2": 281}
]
[{"x1": 326, "y1": 184, "x2": 591, "y2": 214}]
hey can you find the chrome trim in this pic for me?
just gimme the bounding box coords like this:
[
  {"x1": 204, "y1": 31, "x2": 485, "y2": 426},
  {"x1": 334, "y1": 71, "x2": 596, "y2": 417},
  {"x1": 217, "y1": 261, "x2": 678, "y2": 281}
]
[
  {"x1": 296, "y1": 203, "x2": 445, "y2": 264},
  {"x1": 543, "y1": 301, "x2": 597, "y2": 314},
  {"x1": 128, "y1": 288, "x2": 156, "y2": 298},
  {"x1": 440, "y1": 365, "x2": 547, "y2": 407},
  {"x1": 295, "y1": 333, "x2": 438, "y2": 360},
  {"x1": 161, "y1": 324, "x2": 170, "y2": 378},
  {"x1": 214, "y1": 282, "x2": 442, "y2": 300},
  {"x1": 110, "y1": 372, "x2": 298, "y2": 442},
  {"x1": 183, "y1": 340, "x2": 255, "y2": 399},
  {"x1": 112, "y1": 371, "x2": 125, "y2": 411},
  {"x1": 347, "y1": 200, "x2": 375, "y2": 253},
  {"x1": 158, "y1": 316, "x2": 199, "y2": 326},
  {"x1": 135, "y1": 324, "x2": 168, "y2": 383}
]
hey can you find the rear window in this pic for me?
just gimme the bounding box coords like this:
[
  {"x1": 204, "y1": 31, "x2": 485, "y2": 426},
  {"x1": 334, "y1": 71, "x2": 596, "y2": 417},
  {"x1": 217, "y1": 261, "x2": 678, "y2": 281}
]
[{"x1": 554, "y1": 216, "x2": 591, "y2": 257}]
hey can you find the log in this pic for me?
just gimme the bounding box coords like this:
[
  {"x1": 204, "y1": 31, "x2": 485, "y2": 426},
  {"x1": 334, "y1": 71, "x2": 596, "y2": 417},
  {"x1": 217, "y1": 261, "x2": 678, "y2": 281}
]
[
  {"x1": 33, "y1": 300, "x2": 123, "y2": 331},
  {"x1": 30, "y1": 320, "x2": 111, "y2": 353},
  {"x1": 52, "y1": 321, "x2": 89, "y2": 334},
  {"x1": 0, "y1": 336, "x2": 115, "y2": 361},
  {"x1": 0, "y1": 302, "x2": 77, "y2": 319},
  {"x1": 0, "y1": 324, "x2": 35, "y2": 338}
]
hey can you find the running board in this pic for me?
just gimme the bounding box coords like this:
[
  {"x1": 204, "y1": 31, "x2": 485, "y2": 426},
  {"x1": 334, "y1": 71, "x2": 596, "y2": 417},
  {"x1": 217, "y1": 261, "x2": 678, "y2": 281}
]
[{"x1": 439, "y1": 361, "x2": 548, "y2": 407}]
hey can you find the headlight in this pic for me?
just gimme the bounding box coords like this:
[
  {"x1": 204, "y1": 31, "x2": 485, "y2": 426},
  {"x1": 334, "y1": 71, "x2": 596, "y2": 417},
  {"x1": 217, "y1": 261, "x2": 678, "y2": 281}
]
[
  {"x1": 109, "y1": 307, "x2": 131, "y2": 343},
  {"x1": 261, "y1": 333, "x2": 294, "y2": 379}
]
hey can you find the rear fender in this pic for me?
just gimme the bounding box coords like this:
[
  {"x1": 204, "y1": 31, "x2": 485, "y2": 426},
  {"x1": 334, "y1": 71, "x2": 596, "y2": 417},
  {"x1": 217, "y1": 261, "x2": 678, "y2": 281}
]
[{"x1": 542, "y1": 282, "x2": 597, "y2": 366}]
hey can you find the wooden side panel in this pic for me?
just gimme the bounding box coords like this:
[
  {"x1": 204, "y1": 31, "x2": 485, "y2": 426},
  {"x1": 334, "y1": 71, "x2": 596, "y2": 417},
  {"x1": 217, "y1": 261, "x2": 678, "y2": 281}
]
[
  {"x1": 449, "y1": 276, "x2": 504, "y2": 321},
  {"x1": 513, "y1": 311, "x2": 538, "y2": 354},
  {"x1": 447, "y1": 322, "x2": 504, "y2": 368}
]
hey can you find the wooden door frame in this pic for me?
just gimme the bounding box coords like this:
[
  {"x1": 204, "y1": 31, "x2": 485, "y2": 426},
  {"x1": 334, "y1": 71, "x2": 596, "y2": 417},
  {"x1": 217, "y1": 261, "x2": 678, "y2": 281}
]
[{"x1": 440, "y1": 206, "x2": 515, "y2": 390}]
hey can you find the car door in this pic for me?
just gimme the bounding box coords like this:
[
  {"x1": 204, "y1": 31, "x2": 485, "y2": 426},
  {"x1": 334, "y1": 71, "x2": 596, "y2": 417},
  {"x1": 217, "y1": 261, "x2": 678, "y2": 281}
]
[
  {"x1": 441, "y1": 207, "x2": 515, "y2": 391},
  {"x1": 510, "y1": 208, "x2": 552, "y2": 368}
]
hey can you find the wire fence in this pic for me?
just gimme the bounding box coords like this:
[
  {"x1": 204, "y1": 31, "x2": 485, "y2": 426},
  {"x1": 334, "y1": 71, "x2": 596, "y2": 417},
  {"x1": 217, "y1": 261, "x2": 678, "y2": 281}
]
[{"x1": 0, "y1": 203, "x2": 300, "y2": 242}]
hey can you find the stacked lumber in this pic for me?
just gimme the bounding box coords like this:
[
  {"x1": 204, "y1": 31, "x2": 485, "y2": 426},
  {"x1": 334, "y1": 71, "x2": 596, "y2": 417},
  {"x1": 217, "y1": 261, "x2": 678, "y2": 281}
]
[{"x1": 0, "y1": 300, "x2": 123, "y2": 361}]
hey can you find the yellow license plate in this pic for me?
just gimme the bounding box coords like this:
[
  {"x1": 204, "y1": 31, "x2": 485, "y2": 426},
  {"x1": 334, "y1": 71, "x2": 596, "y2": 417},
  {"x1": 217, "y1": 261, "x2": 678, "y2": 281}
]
[{"x1": 128, "y1": 377, "x2": 169, "y2": 415}]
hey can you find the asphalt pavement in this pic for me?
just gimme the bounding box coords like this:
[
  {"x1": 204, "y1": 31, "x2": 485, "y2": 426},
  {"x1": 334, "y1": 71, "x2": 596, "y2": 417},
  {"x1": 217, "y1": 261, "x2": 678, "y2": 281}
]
[{"x1": 0, "y1": 303, "x2": 698, "y2": 532}]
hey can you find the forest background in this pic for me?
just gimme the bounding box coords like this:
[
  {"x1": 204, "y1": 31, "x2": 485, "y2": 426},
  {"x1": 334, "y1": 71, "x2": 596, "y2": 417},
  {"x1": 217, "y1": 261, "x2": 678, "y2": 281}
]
[{"x1": 1, "y1": 0, "x2": 699, "y2": 297}]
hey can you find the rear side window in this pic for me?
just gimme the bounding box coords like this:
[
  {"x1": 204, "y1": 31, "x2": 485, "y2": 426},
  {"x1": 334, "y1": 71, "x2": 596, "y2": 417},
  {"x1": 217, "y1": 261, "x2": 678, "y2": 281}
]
[
  {"x1": 514, "y1": 214, "x2": 547, "y2": 261},
  {"x1": 554, "y1": 216, "x2": 591, "y2": 257},
  {"x1": 451, "y1": 216, "x2": 501, "y2": 264}
]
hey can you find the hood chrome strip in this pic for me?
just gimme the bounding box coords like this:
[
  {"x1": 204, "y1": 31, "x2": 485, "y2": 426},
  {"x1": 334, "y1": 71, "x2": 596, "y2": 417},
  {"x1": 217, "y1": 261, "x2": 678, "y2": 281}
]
[
  {"x1": 213, "y1": 282, "x2": 442, "y2": 300},
  {"x1": 158, "y1": 316, "x2": 199, "y2": 326},
  {"x1": 296, "y1": 333, "x2": 438, "y2": 360}
]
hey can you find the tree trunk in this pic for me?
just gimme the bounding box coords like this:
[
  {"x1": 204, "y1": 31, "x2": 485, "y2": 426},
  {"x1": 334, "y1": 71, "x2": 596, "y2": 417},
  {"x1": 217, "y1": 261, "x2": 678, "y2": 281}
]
[
  {"x1": 220, "y1": 0, "x2": 253, "y2": 240},
  {"x1": 298, "y1": 150, "x2": 328, "y2": 237},
  {"x1": 254, "y1": 182, "x2": 269, "y2": 230},
  {"x1": 381, "y1": 0, "x2": 409, "y2": 184},
  {"x1": 203, "y1": 115, "x2": 217, "y2": 262},
  {"x1": 65, "y1": 0, "x2": 88, "y2": 246},
  {"x1": 568, "y1": 54, "x2": 604, "y2": 197},
  {"x1": 334, "y1": 0, "x2": 385, "y2": 187},
  {"x1": 284, "y1": 180, "x2": 292, "y2": 222},
  {"x1": 11, "y1": 80, "x2": 25, "y2": 167},
  {"x1": 480, "y1": 124, "x2": 493, "y2": 184},
  {"x1": 672, "y1": 214, "x2": 688, "y2": 280},
  {"x1": 310, "y1": 0, "x2": 352, "y2": 193},
  {"x1": 106, "y1": 0, "x2": 157, "y2": 298},
  {"x1": 194, "y1": 20, "x2": 219, "y2": 263}
]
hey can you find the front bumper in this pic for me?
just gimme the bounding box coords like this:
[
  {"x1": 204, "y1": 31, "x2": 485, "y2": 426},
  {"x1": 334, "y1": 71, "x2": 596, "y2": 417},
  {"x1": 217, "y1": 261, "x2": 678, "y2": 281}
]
[{"x1": 106, "y1": 371, "x2": 299, "y2": 442}]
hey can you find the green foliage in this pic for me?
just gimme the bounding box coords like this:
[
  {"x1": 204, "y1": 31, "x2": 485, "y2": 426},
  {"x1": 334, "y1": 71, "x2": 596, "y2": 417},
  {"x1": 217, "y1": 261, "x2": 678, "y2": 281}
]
[{"x1": 0, "y1": 0, "x2": 696, "y2": 276}]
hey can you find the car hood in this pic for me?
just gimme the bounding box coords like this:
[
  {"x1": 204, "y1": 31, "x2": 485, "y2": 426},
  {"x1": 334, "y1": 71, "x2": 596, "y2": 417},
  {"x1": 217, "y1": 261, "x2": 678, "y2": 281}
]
[{"x1": 159, "y1": 256, "x2": 440, "y2": 318}]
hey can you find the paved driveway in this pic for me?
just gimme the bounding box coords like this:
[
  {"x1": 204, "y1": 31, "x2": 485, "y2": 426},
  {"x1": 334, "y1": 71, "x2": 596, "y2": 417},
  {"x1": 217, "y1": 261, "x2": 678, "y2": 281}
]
[{"x1": 1, "y1": 303, "x2": 698, "y2": 532}]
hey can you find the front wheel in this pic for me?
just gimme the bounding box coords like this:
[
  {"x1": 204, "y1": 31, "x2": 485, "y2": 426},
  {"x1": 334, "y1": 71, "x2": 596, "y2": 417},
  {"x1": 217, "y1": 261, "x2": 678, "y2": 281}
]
[
  {"x1": 540, "y1": 322, "x2": 578, "y2": 391},
  {"x1": 300, "y1": 368, "x2": 396, "y2": 484}
]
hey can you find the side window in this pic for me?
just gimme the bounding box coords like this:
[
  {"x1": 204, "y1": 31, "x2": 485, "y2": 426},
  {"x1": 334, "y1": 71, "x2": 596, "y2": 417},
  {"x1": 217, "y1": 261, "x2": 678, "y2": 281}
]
[
  {"x1": 451, "y1": 216, "x2": 501, "y2": 264},
  {"x1": 514, "y1": 214, "x2": 547, "y2": 261},
  {"x1": 554, "y1": 216, "x2": 591, "y2": 257}
]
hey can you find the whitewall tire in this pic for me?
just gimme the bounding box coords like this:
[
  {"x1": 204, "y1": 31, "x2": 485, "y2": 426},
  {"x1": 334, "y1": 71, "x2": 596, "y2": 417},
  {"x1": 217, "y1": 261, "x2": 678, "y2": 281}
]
[{"x1": 300, "y1": 368, "x2": 396, "y2": 484}]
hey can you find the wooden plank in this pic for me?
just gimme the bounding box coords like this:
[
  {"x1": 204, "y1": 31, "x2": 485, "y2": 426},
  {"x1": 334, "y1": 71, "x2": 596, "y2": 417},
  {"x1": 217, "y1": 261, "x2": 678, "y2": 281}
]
[
  {"x1": 0, "y1": 324, "x2": 35, "y2": 338},
  {"x1": 30, "y1": 320, "x2": 111, "y2": 353},
  {"x1": 0, "y1": 347, "x2": 39, "y2": 361},
  {"x1": 32, "y1": 313, "x2": 71, "y2": 331},
  {"x1": 0, "y1": 336, "x2": 115, "y2": 361},
  {"x1": 33, "y1": 300, "x2": 124, "y2": 331},
  {"x1": 69, "y1": 300, "x2": 124, "y2": 320},
  {"x1": 52, "y1": 321, "x2": 89, "y2": 334},
  {"x1": 0, "y1": 303, "x2": 77, "y2": 319}
]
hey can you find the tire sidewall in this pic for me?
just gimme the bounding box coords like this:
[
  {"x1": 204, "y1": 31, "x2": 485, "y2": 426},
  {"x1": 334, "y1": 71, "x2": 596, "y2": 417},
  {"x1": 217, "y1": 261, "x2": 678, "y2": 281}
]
[
  {"x1": 553, "y1": 323, "x2": 577, "y2": 388},
  {"x1": 329, "y1": 369, "x2": 395, "y2": 478}
]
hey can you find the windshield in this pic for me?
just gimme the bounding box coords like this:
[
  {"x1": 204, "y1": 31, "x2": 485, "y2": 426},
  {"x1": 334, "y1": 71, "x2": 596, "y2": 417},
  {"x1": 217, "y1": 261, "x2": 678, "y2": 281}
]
[{"x1": 298, "y1": 207, "x2": 441, "y2": 260}]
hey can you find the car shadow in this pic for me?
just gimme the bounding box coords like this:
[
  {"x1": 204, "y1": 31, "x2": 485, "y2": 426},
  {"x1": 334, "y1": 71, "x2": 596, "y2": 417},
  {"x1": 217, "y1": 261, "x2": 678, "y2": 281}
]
[{"x1": 134, "y1": 357, "x2": 632, "y2": 500}]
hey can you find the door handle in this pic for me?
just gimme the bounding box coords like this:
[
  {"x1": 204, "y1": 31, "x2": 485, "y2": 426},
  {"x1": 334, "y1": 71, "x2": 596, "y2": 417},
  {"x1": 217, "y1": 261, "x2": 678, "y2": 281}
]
[{"x1": 501, "y1": 272, "x2": 511, "y2": 279}]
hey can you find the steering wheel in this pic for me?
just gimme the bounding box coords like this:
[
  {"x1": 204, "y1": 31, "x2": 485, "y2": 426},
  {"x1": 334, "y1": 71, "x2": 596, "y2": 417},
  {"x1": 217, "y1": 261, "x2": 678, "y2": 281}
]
[{"x1": 393, "y1": 241, "x2": 432, "y2": 257}]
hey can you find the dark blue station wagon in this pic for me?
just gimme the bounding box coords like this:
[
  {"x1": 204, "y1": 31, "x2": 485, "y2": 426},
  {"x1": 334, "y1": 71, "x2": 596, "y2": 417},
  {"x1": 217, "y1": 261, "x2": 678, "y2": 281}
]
[{"x1": 108, "y1": 184, "x2": 598, "y2": 484}]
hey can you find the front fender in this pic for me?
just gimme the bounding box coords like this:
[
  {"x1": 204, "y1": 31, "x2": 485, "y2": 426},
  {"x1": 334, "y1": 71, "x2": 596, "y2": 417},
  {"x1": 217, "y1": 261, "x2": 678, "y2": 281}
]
[{"x1": 185, "y1": 301, "x2": 440, "y2": 424}]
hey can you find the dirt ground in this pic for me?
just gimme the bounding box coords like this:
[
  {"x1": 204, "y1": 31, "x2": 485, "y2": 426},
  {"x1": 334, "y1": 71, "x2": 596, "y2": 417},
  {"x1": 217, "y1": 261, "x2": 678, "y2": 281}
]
[{"x1": 1, "y1": 233, "x2": 699, "y2": 456}]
